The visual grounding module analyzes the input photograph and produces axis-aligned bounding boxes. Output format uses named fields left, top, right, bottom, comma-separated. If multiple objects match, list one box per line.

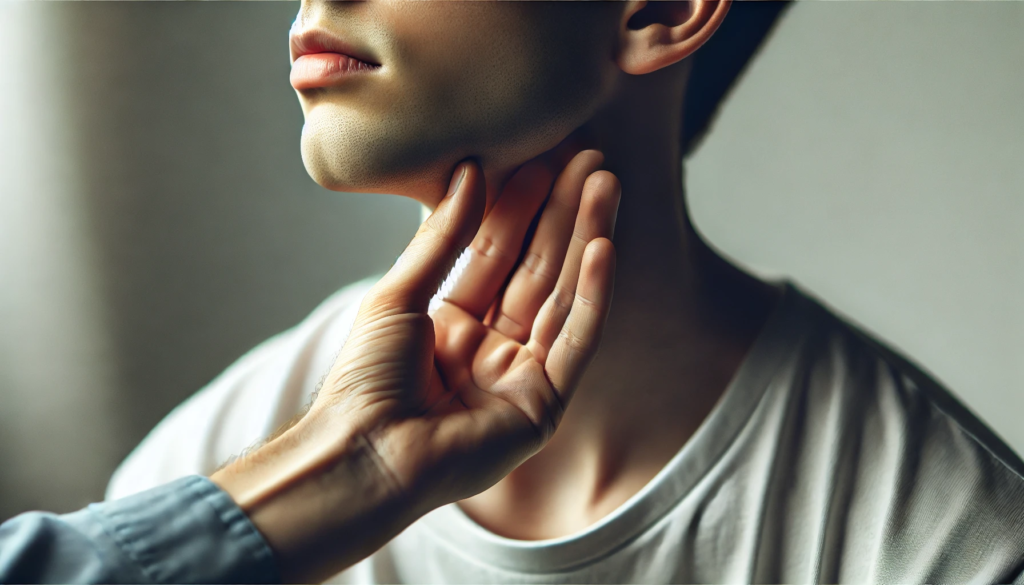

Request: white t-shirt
left=107, top=278, right=1024, bottom=583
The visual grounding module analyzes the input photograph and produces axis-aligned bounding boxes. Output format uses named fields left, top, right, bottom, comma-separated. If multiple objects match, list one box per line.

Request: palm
left=322, top=149, right=619, bottom=508
left=399, top=306, right=555, bottom=503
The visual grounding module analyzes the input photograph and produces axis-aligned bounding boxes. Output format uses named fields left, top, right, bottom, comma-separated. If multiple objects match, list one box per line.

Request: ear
left=616, top=0, right=732, bottom=75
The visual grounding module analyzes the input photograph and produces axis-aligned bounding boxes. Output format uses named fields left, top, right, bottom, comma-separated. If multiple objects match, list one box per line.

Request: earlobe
left=616, top=0, right=732, bottom=76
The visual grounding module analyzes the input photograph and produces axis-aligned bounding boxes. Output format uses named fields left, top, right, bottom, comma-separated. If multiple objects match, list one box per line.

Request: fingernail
left=446, top=163, right=468, bottom=199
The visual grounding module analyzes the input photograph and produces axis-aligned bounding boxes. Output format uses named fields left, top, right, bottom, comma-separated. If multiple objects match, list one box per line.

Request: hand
left=212, top=148, right=620, bottom=582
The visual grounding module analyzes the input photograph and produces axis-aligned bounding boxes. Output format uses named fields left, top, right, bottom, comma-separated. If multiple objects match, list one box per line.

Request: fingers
left=537, top=238, right=616, bottom=403
left=369, top=160, right=485, bottom=315
left=491, top=150, right=605, bottom=342
left=441, top=159, right=555, bottom=319
left=526, top=170, right=621, bottom=356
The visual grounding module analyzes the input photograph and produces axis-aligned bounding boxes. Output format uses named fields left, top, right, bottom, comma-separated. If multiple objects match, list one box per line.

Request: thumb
left=372, top=159, right=486, bottom=314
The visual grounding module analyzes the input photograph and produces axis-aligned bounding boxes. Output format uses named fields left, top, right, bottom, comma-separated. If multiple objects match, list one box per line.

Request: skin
left=295, top=2, right=622, bottom=202
left=212, top=0, right=782, bottom=580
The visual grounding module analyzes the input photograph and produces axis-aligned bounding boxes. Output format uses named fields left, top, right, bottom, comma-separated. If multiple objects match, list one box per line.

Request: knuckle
left=571, top=230, right=590, bottom=245
left=552, top=286, right=575, bottom=313
left=573, top=291, right=598, bottom=309
left=470, top=234, right=513, bottom=263
left=558, top=327, right=589, bottom=354
left=522, top=252, right=559, bottom=282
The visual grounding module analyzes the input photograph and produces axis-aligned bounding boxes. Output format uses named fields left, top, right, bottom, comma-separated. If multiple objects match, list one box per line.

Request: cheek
left=386, top=4, right=610, bottom=165
left=299, top=3, right=614, bottom=196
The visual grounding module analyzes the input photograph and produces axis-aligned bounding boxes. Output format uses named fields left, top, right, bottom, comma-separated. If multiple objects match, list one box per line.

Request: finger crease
left=471, top=236, right=515, bottom=263
left=522, top=252, right=559, bottom=281
left=558, top=328, right=589, bottom=353
left=573, top=293, right=598, bottom=309
left=497, top=308, right=527, bottom=333
left=546, top=386, right=566, bottom=437
left=552, top=287, right=575, bottom=312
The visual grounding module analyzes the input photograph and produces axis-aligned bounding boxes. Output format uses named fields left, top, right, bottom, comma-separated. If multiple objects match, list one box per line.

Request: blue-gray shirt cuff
left=0, top=475, right=280, bottom=583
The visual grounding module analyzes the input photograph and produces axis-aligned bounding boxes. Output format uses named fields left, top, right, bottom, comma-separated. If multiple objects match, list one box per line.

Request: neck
left=571, top=62, right=778, bottom=423
left=459, top=63, right=781, bottom=538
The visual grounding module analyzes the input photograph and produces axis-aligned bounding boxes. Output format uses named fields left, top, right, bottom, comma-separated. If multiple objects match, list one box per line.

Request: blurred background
left=0, top=2, right=1020, bottom=521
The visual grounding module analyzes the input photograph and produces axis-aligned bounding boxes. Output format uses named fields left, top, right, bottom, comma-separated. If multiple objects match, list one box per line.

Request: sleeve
left=0, top=476, right=278, bottom=584
left=106, top=277, right=376, bottom=500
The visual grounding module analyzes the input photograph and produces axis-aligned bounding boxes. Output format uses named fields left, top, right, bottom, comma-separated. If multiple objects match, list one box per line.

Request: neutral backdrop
left=1, top=2, right=1021, bottom=521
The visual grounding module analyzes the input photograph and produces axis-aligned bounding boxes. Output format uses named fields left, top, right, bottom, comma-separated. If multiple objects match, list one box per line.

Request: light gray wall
left=688, top=1, right=1023, bottom=456
left=0, top=2, right=1021, bottom=520
left=1, top=2, right=122, bottom=521
left=0, top=2, right=420, bottom=520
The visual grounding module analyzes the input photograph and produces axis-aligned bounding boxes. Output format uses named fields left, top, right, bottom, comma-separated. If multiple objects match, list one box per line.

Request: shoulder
left=790, top=284, right=1024, bottom=477
left=778, top=284, right=1024, bottom=581
left=106, top=276, right=380, bottom=499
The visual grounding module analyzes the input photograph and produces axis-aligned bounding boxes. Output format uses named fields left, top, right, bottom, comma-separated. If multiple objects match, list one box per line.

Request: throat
left=456, top=96, right=782, bottom=540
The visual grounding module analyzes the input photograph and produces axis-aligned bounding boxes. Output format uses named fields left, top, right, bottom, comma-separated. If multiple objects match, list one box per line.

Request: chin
left=297, top=101, right=584, bottom=206
left=300, top=132, right=387, bottom=194
left=299, top=114, right=455, bottom=204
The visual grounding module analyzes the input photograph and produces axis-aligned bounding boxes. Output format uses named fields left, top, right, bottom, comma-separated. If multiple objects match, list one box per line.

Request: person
left=3, top=1, right=1024, bottom=583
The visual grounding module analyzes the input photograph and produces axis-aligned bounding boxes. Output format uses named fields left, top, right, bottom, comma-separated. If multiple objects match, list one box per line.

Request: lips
left=290, top=29, right=379, bottom=90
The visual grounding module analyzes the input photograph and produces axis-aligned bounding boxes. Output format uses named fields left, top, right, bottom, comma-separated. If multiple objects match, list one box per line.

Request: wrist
left=211, top=417, right=414, bottom=583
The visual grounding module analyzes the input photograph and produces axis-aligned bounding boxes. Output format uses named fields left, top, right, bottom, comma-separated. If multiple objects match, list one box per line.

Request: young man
left=103, top=1, right=1024, bottom=583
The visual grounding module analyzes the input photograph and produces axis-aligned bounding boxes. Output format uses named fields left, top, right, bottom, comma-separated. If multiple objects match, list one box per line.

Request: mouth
left=289, top=28, right=380, bottom=90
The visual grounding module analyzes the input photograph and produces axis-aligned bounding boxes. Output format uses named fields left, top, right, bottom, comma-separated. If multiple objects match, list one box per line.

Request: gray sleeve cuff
left=67, top=475, right=280, bottom=583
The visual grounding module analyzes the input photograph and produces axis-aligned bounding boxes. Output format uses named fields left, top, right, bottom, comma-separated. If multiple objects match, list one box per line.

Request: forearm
left=210, top=416, right=415, bottom=584
left=0, top=422, right=410, bottom=584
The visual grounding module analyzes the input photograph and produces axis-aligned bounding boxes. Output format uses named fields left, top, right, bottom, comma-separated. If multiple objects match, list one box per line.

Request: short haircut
left=682, top=1, right=792, bottom=157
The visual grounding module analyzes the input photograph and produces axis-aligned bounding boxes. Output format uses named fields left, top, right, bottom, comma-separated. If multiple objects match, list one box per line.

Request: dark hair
left=682, top=1, right=792, bottom=157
